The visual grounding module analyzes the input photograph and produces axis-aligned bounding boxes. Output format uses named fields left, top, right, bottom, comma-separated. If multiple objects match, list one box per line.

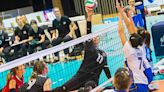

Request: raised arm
left=103, top=56, right=111, bottom=79
left=86, top=10, right=93, bottom=34
left=84, top=10, right=98, bottom=55
left=116, top=0, right=137, bottom=34
left=127, top=10, right=137, bottom=33
left=118, top=13, right=127, bottom=46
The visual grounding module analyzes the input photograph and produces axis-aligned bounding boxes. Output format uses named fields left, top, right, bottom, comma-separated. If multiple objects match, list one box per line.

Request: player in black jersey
left=0, top=23, right=13, bottom=62
left=18, top=61, right=51, bottom=92
left=52, top=10, right=111, bottom=92
left=14, top=16, right=31, bottom=58
left=28, top=20, right=50, bottom=54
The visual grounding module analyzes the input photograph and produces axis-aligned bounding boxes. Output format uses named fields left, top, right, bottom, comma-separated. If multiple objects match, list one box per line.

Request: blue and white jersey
left=123, top=41, right=151, bottom=85
left=143, top=44, right=152, bottom=62
left=140, top=43, right=153, bottom=68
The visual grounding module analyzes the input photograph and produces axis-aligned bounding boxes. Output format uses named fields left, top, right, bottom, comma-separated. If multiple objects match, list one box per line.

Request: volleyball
left=85, top=0, right=98, bottom=11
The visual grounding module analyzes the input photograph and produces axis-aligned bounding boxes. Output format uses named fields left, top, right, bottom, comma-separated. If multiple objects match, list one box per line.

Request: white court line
left=52, top=78, right=63, bottom=85
left=155, top=58, right=164, bottom=67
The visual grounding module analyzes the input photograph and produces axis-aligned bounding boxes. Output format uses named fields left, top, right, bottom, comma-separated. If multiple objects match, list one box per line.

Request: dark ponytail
left=130, top=33, right=143, bottom=48
left=144, top=31, right=151, bottom=48
left=137, top=27, right=151, bottom=48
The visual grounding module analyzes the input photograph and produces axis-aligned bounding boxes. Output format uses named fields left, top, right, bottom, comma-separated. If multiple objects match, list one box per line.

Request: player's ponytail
left=30, top=61, right=47, bottom=80
left=144, top=31, right=151, bottom=48
left=130, top=33, right=143, bottom=48
left=137, top=27, right=151, bottom=48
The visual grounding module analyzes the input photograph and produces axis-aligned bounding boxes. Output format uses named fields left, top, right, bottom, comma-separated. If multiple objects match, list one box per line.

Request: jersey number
left=138, top=57, right=142, bottom=70
left=96, top=53, right=104, bottom=64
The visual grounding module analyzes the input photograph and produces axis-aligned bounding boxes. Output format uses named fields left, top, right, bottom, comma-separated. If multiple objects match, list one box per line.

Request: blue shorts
left=130, top=84, right=149, bottom=92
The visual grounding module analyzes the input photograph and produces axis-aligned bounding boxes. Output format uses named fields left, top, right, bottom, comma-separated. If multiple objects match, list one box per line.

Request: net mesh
left=0, top=23, right=125, bottom=91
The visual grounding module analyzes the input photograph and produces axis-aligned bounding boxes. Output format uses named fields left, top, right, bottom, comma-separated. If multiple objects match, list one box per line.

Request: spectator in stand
left=51, top=7, right=77, bottom=61
left=14, top=16, right=31, bottom=58
left=0, top=23, right=14, bottom=62
left=28, top=20, right=49, bottom=54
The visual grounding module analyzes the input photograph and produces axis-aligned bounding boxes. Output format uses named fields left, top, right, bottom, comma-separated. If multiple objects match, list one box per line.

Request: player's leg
left=53, top=73, right=88, bottom=92
left=63, top=35, right=73, bottom=59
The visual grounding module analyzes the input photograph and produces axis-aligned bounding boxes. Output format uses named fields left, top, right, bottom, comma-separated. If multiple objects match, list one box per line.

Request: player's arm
left=39, top=35, right=45, bottom=43
left=28, top=29, right=34, bottom=41
left=86, top=10, right=93, bottom=34
left=103, top=56, right=111, bottom=79
left=128, top=10, right=137, bottom=33
left=14, top=29, right=20, bottom=43
left=118, top=13, right=126, bottom=46
left=43, top=78, right=52, bottom=91
left=70, top=22, right=78, bottom=30
left=15, top=35, right=20, bottom=43
left=51, top=21, right=58, bottom=40
left=142, top=56, right=153, bottom=84
left=39, top=29, right=46, bottom=43
left=116, top=0, right=136, bottom=34
left=2, top=32, right=9, bottom=49
left=0, top=47, right=4, bottom=53
left=51, top=29, right=58, bottom=40
left=9, top=79, right=16, bottom=92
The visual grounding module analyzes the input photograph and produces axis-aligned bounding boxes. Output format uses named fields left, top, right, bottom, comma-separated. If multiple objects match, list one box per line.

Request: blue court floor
left=0, top=52, right=163, bottom=89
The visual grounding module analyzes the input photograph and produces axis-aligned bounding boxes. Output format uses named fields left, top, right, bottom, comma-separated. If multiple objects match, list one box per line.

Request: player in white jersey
left=116, top=1, right=151, bottom=91
left=116, top=0, right=153, bottom=86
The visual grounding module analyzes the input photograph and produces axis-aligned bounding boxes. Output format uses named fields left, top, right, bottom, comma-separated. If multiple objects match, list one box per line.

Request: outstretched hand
left=86, top=10, right=94, bottom=21
left=128, top=9, right=133, bottom=18
left=116, top=0, right=124, bottom=13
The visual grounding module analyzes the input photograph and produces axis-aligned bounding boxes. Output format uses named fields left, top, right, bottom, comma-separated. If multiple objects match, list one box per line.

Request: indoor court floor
left=0, top=18, right=164, bottom=90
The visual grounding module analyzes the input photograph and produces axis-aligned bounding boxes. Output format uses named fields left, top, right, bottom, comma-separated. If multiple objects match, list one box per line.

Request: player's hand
left=22, top=40, right=27, bottom=43
left=87, top=10, right=94, bottom=21
left=128, top=9, right=133, bottom=18
left=116, top=0, right=124, bottom=13
left=87, top=10, right=94, bottom=17
left=0, top=47, right=4, bottom=53
left=116, top=0, right=120, bottom=8
left=14, top=40, right=19, bottom=44
left=52, top=37, right=57, bottom=40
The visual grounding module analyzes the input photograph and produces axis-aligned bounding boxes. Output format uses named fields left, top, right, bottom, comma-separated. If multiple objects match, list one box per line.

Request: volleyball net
left=0, top=22, right=162, bottom=91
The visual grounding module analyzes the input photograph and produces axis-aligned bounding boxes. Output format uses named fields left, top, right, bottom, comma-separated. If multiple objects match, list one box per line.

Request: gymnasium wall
left=73, top=0, right=128, bottom=15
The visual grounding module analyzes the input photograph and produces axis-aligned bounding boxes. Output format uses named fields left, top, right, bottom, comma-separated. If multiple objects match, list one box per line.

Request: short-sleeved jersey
left=2, top=75, right=24, bottom=92
left=52, top=16, right=72, bottom=38
left=15, top=25, right=30, bottom=41
left=77, top=21, right=111, bottom=81
left=123, top=41, right=150, bottom=85
left=29, top=27, right=45, bottom=41
left=0, top=30, right=9, bottom=48
left=18, top=75, right=48, bottom=92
